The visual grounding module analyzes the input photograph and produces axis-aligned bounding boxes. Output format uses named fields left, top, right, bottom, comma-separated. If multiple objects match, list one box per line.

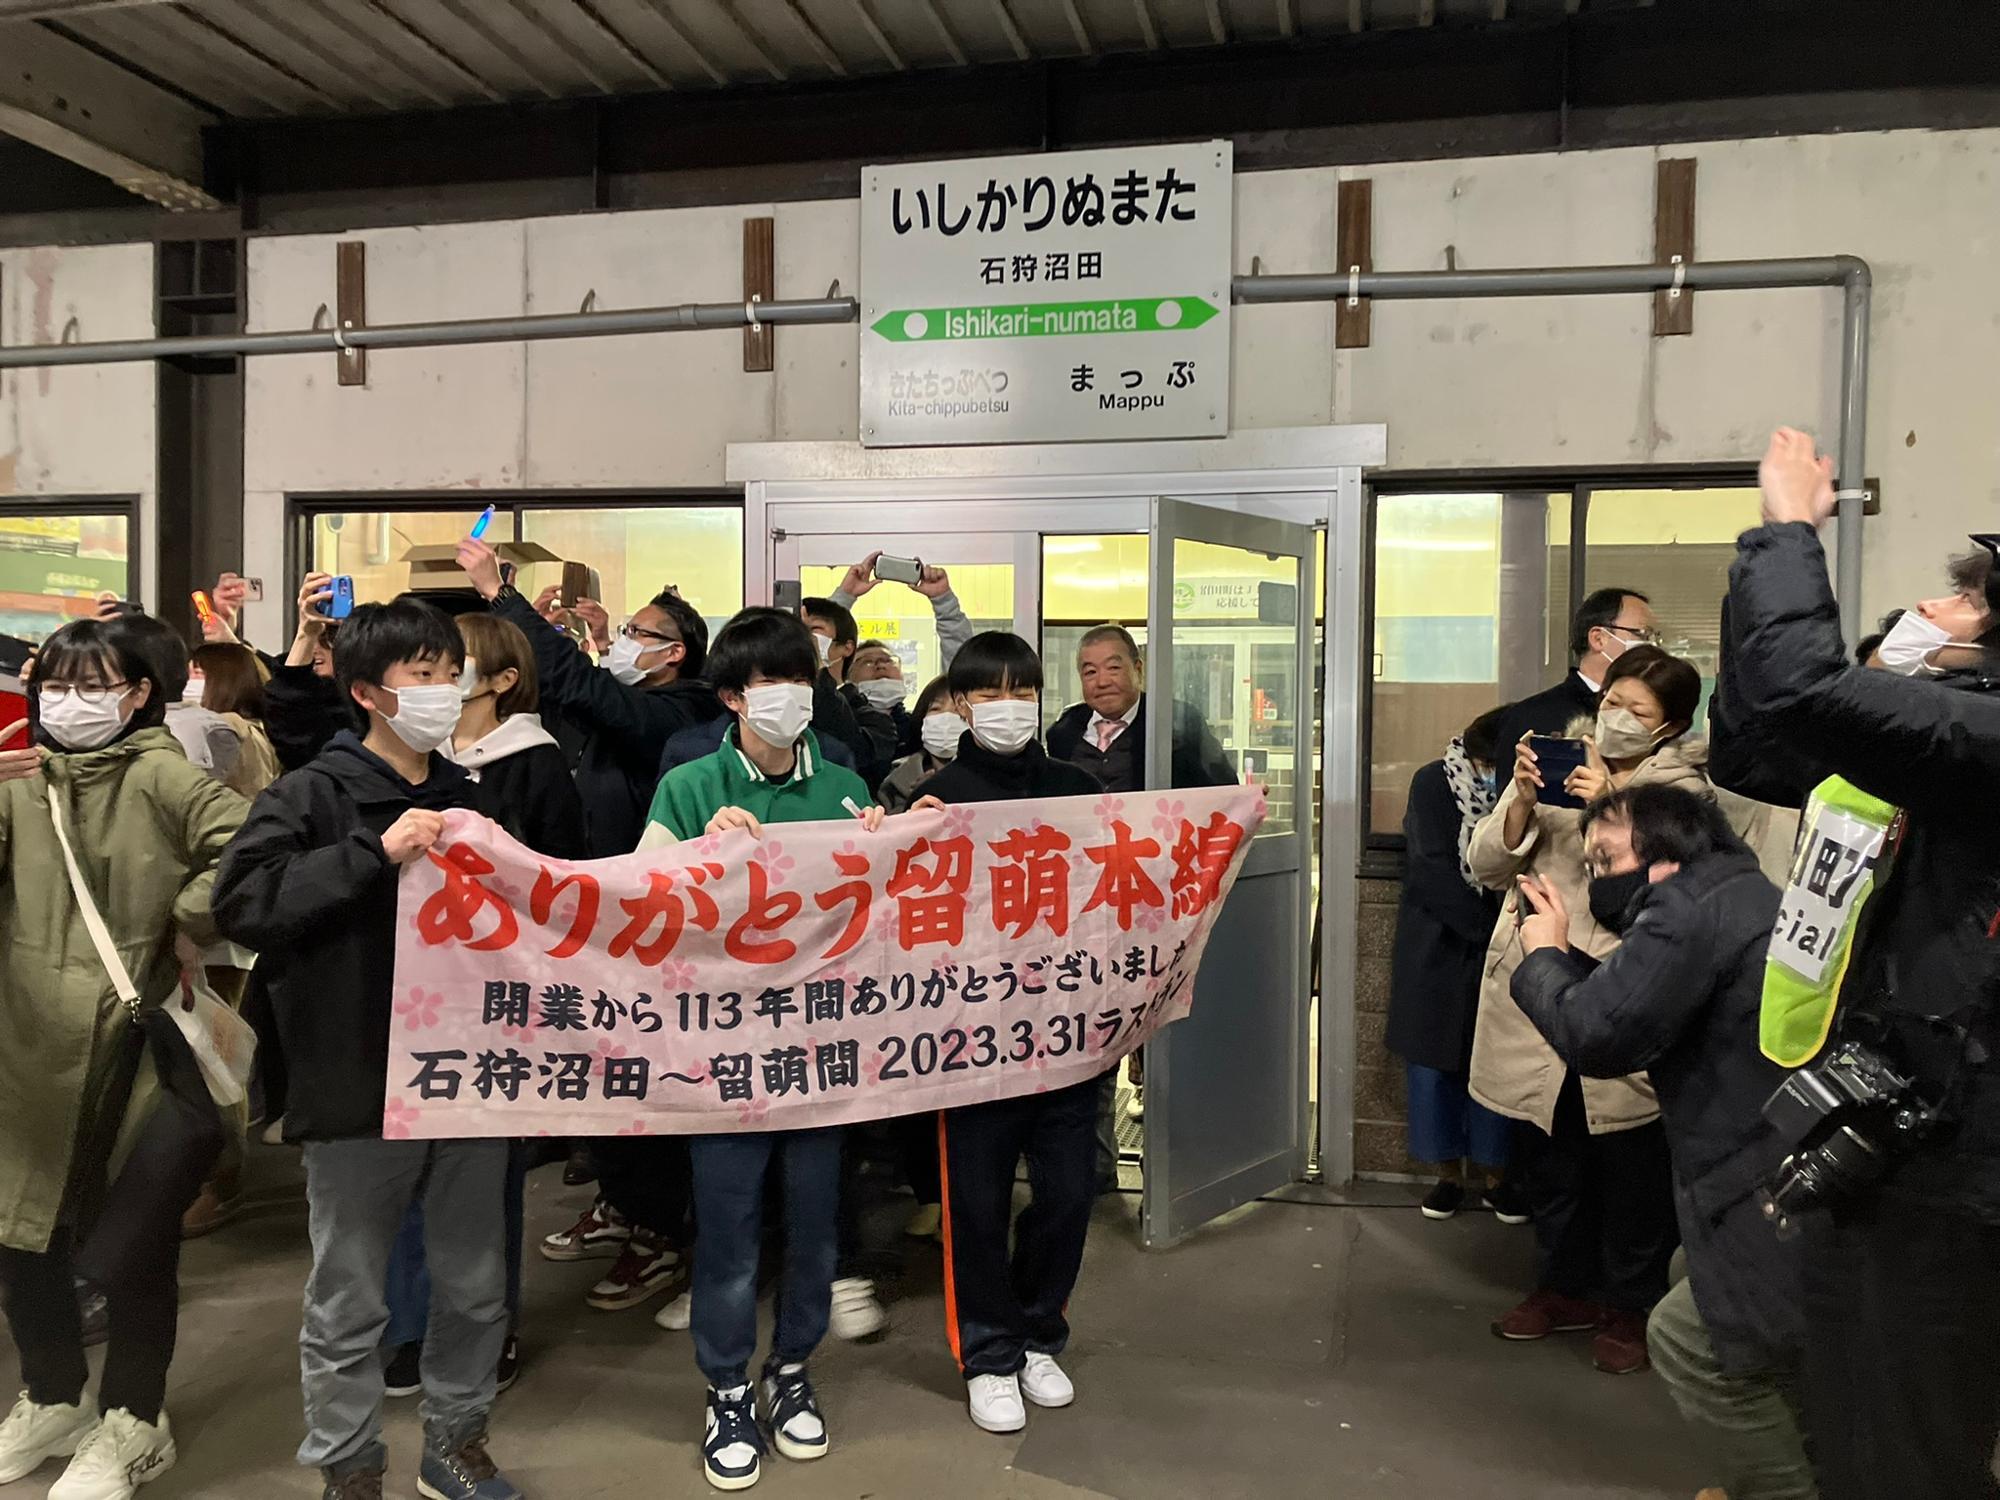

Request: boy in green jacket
left=640, top=607, right=881, bottom=1494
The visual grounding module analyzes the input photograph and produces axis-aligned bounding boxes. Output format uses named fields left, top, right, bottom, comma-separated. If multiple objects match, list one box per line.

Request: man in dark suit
left=1493, top=587, right=1659, bottom=752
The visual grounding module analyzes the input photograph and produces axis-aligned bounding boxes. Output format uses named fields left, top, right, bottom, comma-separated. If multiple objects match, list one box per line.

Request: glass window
left=307, top=503, right=744, bottom=640
left=0, top=510, right=133, bottom=643
left=1583, top=485, right=1762, bottom=727
left=797, top=559, right=1013, bottom=698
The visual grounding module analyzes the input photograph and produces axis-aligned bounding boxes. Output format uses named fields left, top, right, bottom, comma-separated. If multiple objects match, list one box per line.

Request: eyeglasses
left=1608, top=626, right=1664, bottom=647
left=620, top=623, right=681, bottom=648
left=41, top=680, right=131, bottom=705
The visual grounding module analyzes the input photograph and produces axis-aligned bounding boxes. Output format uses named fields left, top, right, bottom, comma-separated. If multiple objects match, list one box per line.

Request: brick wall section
left=1351, top=875, right=1431, bottom=1176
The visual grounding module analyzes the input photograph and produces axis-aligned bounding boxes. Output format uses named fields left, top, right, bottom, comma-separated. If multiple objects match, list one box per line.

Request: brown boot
left=180, top=1170, right=243, bottom=1239
left=320, top=1468, right=383, bottom=1500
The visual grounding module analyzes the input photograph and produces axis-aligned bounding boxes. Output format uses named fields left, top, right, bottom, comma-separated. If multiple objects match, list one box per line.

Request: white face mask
left=603, top=634, right=667, bottom=687
left=921, top=710, right=968, bottom=761
left=741, top=682, right=814, bottom=749
left=1594, top=704, right=1664, bottom=761
left=39, top=686, right=132, bottom=752
left=970, top=699, right=1039, bottom=755
left=378, top=683, right=462, bottom=755
left=812, top=632, right=833, bottom=666
left=457, top=657, right=481, bottom=700
left=857, top=677, right=907, bottom=710
left=182, top=674, right=206, bottom=707
left=1874, top=610, right=1955, bottom=676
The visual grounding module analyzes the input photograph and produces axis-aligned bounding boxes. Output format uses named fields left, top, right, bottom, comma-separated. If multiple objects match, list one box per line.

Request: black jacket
left=212, top=733, right=478, bottom=1141
left=1492, top=671, right=1600, bottom=758
left=464, top=739, right=589, bottom=861
left=915, top=734, right=1101, bottom=805
left=492, top=588, right=715, bottom=857
left=1385, top=759, right=1500, bottom=1073
left=1045, top=694, right=1235, bottom=791
left=264, top=663, right=351, bottom=773
left=837, top=678, right=901, bottom=792
left=1724, top=522, right=2000, bottom=1220
left=1512, top=847, right=1801, bottom=1371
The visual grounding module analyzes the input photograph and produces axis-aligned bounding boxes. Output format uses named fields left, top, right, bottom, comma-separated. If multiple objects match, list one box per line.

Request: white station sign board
left=860, top=141, right=1233, bottom=447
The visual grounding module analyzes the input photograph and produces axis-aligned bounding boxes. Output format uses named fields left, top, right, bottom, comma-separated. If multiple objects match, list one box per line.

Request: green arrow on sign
left=870, top=295, right=1220, bottom=343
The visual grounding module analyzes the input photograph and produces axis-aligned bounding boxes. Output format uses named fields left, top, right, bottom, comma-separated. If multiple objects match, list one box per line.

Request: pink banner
left=385, top=785, right=1265, bottom=1138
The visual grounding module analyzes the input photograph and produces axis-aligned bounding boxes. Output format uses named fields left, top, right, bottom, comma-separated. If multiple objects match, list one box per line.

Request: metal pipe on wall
left=0, top=256, right=1872, bottom=632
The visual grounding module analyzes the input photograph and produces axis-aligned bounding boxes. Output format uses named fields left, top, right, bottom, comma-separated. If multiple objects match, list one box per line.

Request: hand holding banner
left=386, top=785, right=1264, bottom=1138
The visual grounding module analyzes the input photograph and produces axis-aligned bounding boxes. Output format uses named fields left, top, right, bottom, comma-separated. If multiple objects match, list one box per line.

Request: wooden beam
left=336, top=240, right=367, bottom=387
left=0, top=23, right=219, bottom=209
left=1652, top=156, right=1696, bottom=337
left=1335, top=178, right=1372, bottom=349
left=743, top=217, right=775, bottom=374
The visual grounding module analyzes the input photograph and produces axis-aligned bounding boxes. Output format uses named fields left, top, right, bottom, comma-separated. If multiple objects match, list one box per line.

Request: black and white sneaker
left=703, top=1385, right=765, bottom=1491
left=1420, top=1180, right=1465, bottom=1220
left=1483, top=1181, right=1532, bottom=1226
left=760, top=1362, right=828, bottom=1462
left=495, top=1334, right=520, bottom=1394
left=383, top=1342, right=422, bottom=1398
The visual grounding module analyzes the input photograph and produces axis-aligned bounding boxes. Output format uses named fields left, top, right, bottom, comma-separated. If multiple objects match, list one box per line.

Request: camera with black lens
left=1758, top=1041, right=1941, bottom=1236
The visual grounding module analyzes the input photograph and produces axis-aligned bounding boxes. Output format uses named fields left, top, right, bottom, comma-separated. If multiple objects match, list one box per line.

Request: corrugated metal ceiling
left=0, top=0, right=1635, bottom=118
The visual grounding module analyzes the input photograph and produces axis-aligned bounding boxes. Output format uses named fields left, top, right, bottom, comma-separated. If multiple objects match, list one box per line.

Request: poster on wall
left=860, top=141, right=1233, bottom=448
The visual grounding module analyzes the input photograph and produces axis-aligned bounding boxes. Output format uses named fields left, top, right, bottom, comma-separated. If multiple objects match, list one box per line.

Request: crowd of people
left=2, top=424, right=1996, bottom=1500
left=0, top=543, right=1232, bottom=1500
left=1387, top=428, right=2000, bottom=1500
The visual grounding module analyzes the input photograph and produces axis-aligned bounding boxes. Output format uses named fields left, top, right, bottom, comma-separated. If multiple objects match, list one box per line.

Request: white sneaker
left=49, top=1409, right=174, bottom=1500
left=966, top=1373, right=1026, bottom=1434
left=1125, top=1086, right=1145, bottom=1121
left=827, top=1277, right=886, bottom=1341
left=654, top=1290, right=692, bottom=1331
left=260, top=1116, right=286, bottom=1146
left=1020, top=1352, right=1075, bottom=1408
left=0, top=1391, right=99, bottom=1484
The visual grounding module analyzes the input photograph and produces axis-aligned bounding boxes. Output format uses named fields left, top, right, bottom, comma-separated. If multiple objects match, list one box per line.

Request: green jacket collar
left=723, top=725, right=821, bottom=787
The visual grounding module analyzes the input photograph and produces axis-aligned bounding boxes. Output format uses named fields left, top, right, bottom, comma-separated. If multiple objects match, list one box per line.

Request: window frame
left=1360, top=463, right=1754, bottom=877
left=0, top=494, right=145, bottom=638
left=283, top=490, right=742, bottom=637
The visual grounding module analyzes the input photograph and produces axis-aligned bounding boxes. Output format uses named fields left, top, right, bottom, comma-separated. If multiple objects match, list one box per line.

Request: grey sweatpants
left=1647, top=1277, right=1817, bottom=1500
left=298, top=1138, right=509, bottom=1477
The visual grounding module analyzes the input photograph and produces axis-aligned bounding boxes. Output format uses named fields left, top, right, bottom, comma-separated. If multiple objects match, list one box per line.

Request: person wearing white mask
left=875, top=675, right=965, bottom=815
left=902, top=633, right=1104, bottom=1439
left=1490, top=588, right=1660, bottom=759
left=0, top=613, right=244, bottom=1500
left=1468, top=644, right=1759, bottom=1378
left=212, top=598, right=529, bottom=1500
left=636, top=607, right=886, bottom=1494
left=460, top=536, right=714, bottom=860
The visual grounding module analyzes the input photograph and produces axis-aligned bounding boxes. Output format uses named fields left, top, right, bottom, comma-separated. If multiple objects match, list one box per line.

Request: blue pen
left=470, top=504, right=495, bottom=540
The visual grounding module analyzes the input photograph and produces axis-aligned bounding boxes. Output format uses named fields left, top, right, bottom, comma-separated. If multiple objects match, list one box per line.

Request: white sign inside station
left=860, top=141, right=1233, bottom=447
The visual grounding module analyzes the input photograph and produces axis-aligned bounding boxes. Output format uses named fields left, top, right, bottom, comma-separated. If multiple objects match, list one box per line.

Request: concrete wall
left=0, top=242, right=156, bottom=599
left=236, top=126, right=2000, bottom=642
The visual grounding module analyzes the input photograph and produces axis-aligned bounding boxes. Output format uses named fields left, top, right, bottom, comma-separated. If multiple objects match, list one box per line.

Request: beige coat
left=1466, top=733, right=1749, bottom=1137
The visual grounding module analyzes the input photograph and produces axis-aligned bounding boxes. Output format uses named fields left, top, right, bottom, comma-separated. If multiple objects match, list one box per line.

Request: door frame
left=730, top=425, right=1385, bottom=1192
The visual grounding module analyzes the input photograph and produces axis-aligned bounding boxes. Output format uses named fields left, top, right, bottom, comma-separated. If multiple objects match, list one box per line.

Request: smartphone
left=875, top=553, right=923, bottom=586
left=470, top=504, right=496, bottom=541
left=561, top=560, right=590, bottom=609
left=1525, top=734, right=1590, bottom=811
left=243, top=577, right=265, bottom=603
left=191, top=590, right=215, bottom=624
left=326, top=575, right=356, bottom=620
left=773, top=579, right=803, bottom=612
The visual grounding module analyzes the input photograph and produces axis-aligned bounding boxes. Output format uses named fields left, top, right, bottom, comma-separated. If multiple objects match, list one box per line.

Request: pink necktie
left=1096, top=719, right=1124, bottom=751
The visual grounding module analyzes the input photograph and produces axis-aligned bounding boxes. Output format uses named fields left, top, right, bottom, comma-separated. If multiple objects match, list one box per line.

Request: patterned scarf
left=1442, top=735, right=1496, bottom=893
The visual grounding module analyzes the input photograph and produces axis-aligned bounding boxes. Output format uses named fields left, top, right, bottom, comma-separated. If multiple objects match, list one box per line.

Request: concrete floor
left=2, top=1147, right=1711, bottom=1500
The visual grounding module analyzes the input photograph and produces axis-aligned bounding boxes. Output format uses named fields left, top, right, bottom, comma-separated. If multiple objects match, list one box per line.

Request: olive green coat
left=0, top=727, right=247, bottom=1252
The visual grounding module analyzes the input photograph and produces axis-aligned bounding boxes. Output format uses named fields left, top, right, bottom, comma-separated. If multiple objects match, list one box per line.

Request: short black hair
left=800, top=596, right=858, bottom=648
left=1600, top=643, right=1702, bottom=732
left=651, top=588, right=710, bottom=679
left=708, top=606, right=819, bottom=694
left=334, top=596, right=465, bottom=713
left=948, top=631, right=1044, bottom=696
left=1583, top=783, right=1742, bottom=867
left=1461, top=706, right=1506, bottom=766
left=1078, top=623, right=1141, bottom=662
left=911, top=673, right=953, bottom=723
left=36, top=613, right=181, bottom=734
left=1570, top=587, right=1650, bottom=662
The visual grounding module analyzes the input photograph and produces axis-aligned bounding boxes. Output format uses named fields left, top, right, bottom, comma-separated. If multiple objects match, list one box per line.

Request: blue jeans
left=1405, top=1063, right=1514, bottom=1169
left=687, top=1128, right=842, bottom=1389
left=384, top=1142, right=528, bottom=1349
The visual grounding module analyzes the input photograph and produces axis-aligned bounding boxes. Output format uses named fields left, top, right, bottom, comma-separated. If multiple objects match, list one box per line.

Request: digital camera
left=1758, top=1041, right=1940, bottom=1235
